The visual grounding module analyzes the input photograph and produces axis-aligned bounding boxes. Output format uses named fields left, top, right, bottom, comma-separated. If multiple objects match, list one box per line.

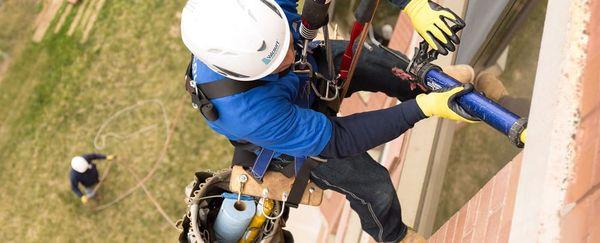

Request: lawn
left=0, top=0, right=232, bottom=241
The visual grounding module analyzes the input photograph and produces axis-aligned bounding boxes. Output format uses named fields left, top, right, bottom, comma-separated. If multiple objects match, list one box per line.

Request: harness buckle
left=292, top=60, right=314, bottom=78
left=311, top=73, right=339, bottom=101
left=189, top=80, right=200, bottom=110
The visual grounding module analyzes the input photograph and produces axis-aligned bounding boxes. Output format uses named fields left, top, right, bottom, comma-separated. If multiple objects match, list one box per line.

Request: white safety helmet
left=180, top=0, right=291, bottom=81
left=71, top=156, right=90, bottom=173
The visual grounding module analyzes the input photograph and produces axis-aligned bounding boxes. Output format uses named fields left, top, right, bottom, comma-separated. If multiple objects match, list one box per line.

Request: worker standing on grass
left=69, top=153, right=115, bottom=204
left=181, top=0, right=471, bottom=242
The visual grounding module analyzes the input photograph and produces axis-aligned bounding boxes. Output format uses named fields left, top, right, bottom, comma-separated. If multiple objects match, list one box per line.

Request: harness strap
left=184, top=55, right=320, bottom=198
left=287, top=157, right=319, bottom=206
left=250, top=148, right=275, bottom=181
left=231, top=146, right=258, bottom=168
left=184, top=56, right=267, bottom=121
left=196, top=79, right=268, bottom=99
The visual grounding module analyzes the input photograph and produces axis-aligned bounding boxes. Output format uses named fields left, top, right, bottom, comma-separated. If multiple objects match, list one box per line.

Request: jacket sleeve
left=81, top=153, right=106, bottom=162
left=70, top=172, right=83, bottom=198
left=224, top=96, right=424, bottom=158
left=319, top=99, right=426, bottom=158
left=388, top=0, right=411, bottom=9
left=275, top=0, right=299, bottom=14
left=230, top=99, right=333, bottom=157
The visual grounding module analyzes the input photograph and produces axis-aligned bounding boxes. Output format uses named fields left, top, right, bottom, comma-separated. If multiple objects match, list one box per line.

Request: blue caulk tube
left=417, top=64, right=527, bottom=147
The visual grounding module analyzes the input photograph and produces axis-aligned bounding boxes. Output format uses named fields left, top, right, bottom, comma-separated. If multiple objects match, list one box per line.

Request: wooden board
left=229, top=166, right=323, bottom=206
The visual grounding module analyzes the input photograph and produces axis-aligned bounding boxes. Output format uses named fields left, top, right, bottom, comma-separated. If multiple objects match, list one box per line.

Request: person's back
left=69, top=153, right=113, bottom=204
left=69, top=163, right=99, bottom=189
left=180, top=0, right=471, bottom=241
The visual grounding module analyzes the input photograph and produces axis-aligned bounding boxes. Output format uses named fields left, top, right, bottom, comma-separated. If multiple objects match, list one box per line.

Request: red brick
left=590, top=193, right=600, bottom=242
left=472, top=182, right=494, bottom=243
left=462, top=196, right=479, bottom=243
left=439, top=223, right=448, bottom=243
left=430, top=155, right=522, bottom=243
left=559, top=199, right=590, bottom=243
left=388, top=13, right=414, bottom=53
left=496, top=207, right=513, bottom=243
left=319, top=191, right=345, bottom=233
left=589, top=192, right=600, bottom=233
left=567, top=134, right=595, bottom=203
left=594, top=151, right=600, bottom=186
left=490, top=163, right=512, bottom=211
left=569, top=0, right=600, bottom=203
left=483, top=209, right=502, bottom=243
left=453, top=206, right=467, bottom=243
left=464, top=193, right=481, bottom=230
left=428, top=231, right=438, bottom=243
left=590, top=223, right=600, bottom=243
left=444, top=215, right=458, bottom=243
left=462, top=231, right=473, bottom=243
left=496, top=156, right=522, bottom=243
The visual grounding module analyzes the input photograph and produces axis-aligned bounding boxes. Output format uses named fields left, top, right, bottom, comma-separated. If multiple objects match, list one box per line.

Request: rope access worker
left=180, top=0, right=471, bottom=241
left=69, top=153, right=115, bottom=204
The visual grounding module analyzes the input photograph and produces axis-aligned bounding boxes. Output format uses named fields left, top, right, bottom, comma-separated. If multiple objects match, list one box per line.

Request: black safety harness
left=182, top=0, right=381, bottom=207
left=183, top=56, right=320, bottom=207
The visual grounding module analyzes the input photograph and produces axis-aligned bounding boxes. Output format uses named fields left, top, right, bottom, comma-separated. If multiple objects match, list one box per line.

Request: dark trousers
left=309, top=40, right=422, bottom=242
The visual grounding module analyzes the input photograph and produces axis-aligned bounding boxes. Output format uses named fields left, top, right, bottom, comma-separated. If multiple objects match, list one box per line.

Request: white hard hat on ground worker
left=71, top=156, right=90, bottom=173
left=180, top=0, right=291, bottom=81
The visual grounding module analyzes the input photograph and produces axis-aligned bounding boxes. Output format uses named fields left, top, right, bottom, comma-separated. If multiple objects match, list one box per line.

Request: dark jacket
left=69, top=153, right=106, bottom=197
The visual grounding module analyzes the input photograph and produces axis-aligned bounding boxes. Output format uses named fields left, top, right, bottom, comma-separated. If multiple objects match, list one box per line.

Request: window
left=435, top=0, right=549, bottom=230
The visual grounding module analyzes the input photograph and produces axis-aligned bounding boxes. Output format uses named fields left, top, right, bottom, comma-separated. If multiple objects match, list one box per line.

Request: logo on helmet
left=261, top=41, right=280, bottom=65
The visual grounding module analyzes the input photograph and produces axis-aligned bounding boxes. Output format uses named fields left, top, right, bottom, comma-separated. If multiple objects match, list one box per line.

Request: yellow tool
left=239, top=198, right=274, bottom=243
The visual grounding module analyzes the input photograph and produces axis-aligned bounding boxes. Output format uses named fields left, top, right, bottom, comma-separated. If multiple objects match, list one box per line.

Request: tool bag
left=184, top=56, right=324, bottom=207
left=178, top=169, right=292, bottom=243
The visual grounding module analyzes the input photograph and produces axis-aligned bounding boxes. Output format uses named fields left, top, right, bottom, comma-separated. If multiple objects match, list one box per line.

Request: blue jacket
left=192, top=0, right=424, bottom=159
left=193, top=0, right=331, bottom=157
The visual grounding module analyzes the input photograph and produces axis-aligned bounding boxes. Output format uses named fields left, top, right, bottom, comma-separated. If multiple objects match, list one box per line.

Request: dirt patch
left=53, top=3, right=73, bottom=33
left=67, top=0, right=89, bottom=35
left=64, top=0, right=106, bottom=43
left=81, top=0, right=106, bottom=43
left=33, top=0, right=64, bottom=42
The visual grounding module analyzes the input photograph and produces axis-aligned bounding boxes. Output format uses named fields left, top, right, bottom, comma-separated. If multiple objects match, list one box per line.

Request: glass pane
left=434, top=0, right=548, bottom=230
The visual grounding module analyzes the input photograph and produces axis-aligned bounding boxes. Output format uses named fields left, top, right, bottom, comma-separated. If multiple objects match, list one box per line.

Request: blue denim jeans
left=311, top=153, right=407, bottom=242
left=309, top=41, right=419, bottom=242
left=83, top=185, right=96, bottom=198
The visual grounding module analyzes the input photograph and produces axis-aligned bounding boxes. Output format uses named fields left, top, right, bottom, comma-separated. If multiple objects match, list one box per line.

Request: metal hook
left=262, top=192, right=287, bottom=220
left=237, top=174, right=248, bottom=203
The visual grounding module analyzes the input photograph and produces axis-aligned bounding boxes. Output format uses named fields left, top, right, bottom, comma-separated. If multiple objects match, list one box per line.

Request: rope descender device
left=294, top=0, right=340, bottom=102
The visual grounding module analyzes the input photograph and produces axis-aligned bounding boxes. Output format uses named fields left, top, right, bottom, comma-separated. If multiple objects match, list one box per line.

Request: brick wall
left=388, top=13, right=414, bottom=54
left=560, top=0, right=600, bottom=242
left=427, top=154, right=522, bottom=243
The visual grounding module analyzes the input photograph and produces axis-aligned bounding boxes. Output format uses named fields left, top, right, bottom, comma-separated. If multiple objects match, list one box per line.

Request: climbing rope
left=90, top=159, right=115, bottom=196
left=90, top=98, right=186, bottom=231
left=122, top=160, right=179, bottom=230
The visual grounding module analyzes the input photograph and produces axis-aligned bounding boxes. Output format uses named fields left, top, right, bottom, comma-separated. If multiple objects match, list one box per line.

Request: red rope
left=338, top=22, right=364, bottom=80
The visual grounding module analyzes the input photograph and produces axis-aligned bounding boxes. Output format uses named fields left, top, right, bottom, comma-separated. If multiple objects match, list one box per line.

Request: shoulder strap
left=184, top=55, right=268, bottom=121
left=184, top=55, right=267, bottom=99
left=198, top=79, right=267, bottom=99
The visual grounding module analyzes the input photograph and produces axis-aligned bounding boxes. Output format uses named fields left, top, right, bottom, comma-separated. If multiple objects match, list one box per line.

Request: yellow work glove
left=403, top=0, right=465, bottom=55
left=416, top=85, right=479, bottom=123
left=81, top=195, right=89, bottom=204
left=106, top=155, right=116, bottom=160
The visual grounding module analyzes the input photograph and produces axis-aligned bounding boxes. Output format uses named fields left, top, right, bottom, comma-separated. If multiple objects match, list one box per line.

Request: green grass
left=0, top=1, right=231, bottom=241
